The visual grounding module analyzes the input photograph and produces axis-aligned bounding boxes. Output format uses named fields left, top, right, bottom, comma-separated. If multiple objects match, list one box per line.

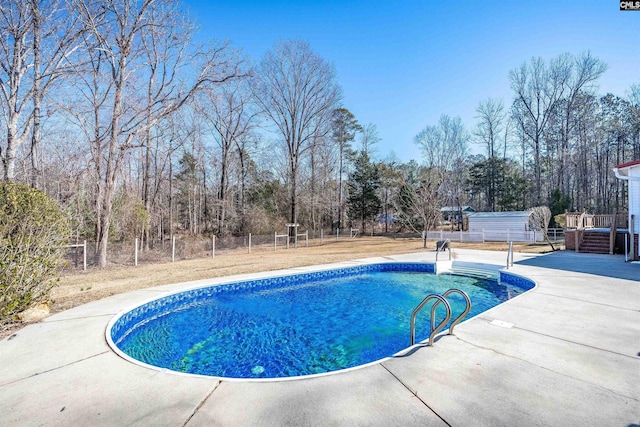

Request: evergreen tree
left=346, top=151, right=381, bottom=232
left=467, top=157, right=528, bottom=211
left=549, top=188, right=571, bottom=220
left=331, top=108, right=361, bottom=229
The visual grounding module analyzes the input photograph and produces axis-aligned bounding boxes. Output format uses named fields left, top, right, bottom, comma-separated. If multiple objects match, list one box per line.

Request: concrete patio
left=1, top=249, right=638, bottom=426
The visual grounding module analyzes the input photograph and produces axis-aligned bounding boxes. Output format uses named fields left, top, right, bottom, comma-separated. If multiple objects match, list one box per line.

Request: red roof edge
left=615, top=159, right=640, bottom=169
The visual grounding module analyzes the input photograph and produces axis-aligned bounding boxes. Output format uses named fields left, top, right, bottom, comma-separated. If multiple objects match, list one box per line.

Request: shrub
left=0, top=182, right=69, bottom=321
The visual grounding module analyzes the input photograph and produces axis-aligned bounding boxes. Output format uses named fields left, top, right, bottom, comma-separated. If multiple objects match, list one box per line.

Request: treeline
left=1, top=0, right=638, bottom=267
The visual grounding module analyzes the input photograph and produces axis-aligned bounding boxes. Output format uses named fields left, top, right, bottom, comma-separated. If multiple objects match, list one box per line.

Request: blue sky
left=184, top=1, right=639, bottom=162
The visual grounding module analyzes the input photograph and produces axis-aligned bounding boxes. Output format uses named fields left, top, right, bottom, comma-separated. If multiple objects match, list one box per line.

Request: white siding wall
left=468, top=217, right=530, bottom=232
left=467, top=213, right=539, bottom=242
left=630, top=167, right=640, bottom=234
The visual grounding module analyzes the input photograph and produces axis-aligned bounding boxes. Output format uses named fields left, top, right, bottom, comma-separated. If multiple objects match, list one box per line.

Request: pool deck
left=1, top=249, right=639, bottom=426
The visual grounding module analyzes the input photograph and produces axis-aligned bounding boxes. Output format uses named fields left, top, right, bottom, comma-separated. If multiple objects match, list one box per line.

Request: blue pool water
left=109, top=263, right=533, bottom=379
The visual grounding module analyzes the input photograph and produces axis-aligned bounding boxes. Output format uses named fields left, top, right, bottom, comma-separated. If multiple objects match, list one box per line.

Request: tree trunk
left=534, top=135, right=542, bottom=204
left=310, top=142, right=317, bottom=232
left=338, top=142, right=343, bottom=230
left=3, top=97, right=28, bottom=181
left=290, top=157, right=297, bottom=242
left=169, top=153, right=173, bottom=238
left=30, top=0, right=41, bottom=188
left=218, top=146, right=228, bottom=235
left=143, top=113, right=152, bottom=250
left=95, top=49, right=126, bottom=267
left=238, top=147, right=247, bottom=234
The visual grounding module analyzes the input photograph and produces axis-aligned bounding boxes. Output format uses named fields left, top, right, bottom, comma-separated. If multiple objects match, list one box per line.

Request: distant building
left=377, top=214, right=396, bottom=225
left=613, top=160, right=640, bottom=259
left=466, top=211, right=541, bottom=242
left=440, top=206, right=475, bottom=222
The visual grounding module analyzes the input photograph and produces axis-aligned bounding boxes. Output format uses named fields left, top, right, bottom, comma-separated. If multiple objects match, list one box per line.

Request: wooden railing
left=565, top=213, right=578, bottom=229
left=565, top=211, right=628, bottom=254
left=565, top=212, right=628, bottom=230
left=566, top=213, right=588, bottom=229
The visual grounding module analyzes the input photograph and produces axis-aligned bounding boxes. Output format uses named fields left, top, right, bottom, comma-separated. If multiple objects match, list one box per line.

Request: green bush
left=0, top=182, right=69, bottom=321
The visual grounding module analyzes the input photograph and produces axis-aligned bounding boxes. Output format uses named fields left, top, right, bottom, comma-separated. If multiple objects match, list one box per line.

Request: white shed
left=467, top=211, right=541, bottom=242
left=613, top=160, right=640, bottom=259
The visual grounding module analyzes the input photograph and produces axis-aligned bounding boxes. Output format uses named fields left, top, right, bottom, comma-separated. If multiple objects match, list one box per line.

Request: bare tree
left=557, top=52, right=607, bottom=196
left=359, top=122, right=380, bottom=157
left=0, top=0, right=35, bottom=181
left=529, top=205, right=555, bottom=250
left=414, top=115, right=469, bottom=217
left=510, top=56, right=569, bottom=204
left=305, top=127, right=323, bottom=233
left=627, top=84, right=640, bottom=159
left=201, top=75, right=257, bottom=235
left=474, top=97, right=505, bottom=159
left=394, top=166, right=442, bottom=234
left=68, top=0, right=242, bottom=267
left=414, top=115, right=468, bottom=173
left=0, top=0, right=79, bottom=182
left=254, top=39, right=340, bottom=237
left=474, top=98, right=505, bottom=211
left=136, top=2, right=243, bottom=246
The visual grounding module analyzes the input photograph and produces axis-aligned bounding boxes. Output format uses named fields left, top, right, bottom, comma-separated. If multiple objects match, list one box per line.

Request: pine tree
left=347, top=151, right=382, bottom=232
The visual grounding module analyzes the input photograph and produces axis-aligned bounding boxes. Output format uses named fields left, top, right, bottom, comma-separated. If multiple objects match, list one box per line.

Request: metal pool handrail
left=435, top=239, right=451, bottom=262
left=506, top=241, right=514, bottom=269
left=431, top=289, right=471, bottom=336
left=410, top=294, right=451, bottom=346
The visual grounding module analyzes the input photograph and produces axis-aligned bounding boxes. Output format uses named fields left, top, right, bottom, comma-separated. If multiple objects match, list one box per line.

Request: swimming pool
left=107, top=263, right=534, bottom=379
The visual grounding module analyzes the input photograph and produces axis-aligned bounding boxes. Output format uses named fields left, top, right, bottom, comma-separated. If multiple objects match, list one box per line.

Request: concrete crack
left=43, top=313, right=115, bottom=323
left=0, top=351, right=110, bottom=388
left=380, top=364, right=451, bottom=427
left=182, top=380, right=221, bottom=426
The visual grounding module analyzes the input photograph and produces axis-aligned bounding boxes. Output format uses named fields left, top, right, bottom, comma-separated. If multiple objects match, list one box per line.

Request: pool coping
left=1, top=249, right=638, bottom=426
left=105, top=261, right=537, bottom=383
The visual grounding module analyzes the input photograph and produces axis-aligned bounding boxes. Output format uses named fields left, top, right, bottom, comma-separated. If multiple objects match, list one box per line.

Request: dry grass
left=51, top=237, right=555, bottom=312
left=2, top=237, right=558, bottom=339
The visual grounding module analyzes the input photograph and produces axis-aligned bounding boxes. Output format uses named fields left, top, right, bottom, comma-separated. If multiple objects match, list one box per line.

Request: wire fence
left=62, top=227, right=565, bottom=271
left=63, top=228, right=358, bottom=270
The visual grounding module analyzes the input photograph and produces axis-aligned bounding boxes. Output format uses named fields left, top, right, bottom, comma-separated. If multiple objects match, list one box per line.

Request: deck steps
left=579, top=232, right=610, bottom=254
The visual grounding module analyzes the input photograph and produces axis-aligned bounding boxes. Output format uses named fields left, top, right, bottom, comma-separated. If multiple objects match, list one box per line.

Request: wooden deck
left=564, top=212, right=628, bottom=255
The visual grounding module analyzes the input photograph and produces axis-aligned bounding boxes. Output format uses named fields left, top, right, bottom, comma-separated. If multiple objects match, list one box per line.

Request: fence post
left=134, top=238, right=138, bottom=266
left=460, top=228, right=462, bottom=242
left=212, top=235, right=215, bottom=258
left=440, top=230, right=443, bottom=240
left=249, top=233, right=252, bottom=253
left=274, top=232, right=277, bottom=251
left=336, top=228, right=339, bottom=242
left=82, top=240, right=87, bottom=271
left=321, top=229, right=323, bottom=244
left=172, top=236, right=176, bottom=262
left=83, top=240, right=87, bottom=271
left=306, top=230, right=309, bottom=247
left=482, top=228, right=485, bottom=243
